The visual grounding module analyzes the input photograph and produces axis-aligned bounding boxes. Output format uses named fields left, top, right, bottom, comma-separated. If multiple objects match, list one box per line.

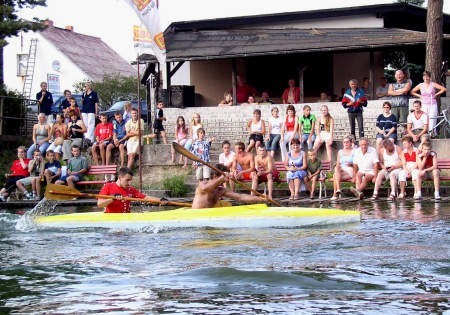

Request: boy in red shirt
left=98, top=167, right=165, bottom=213
left=92, top=113, right=113, bottom=165
left=0, top=146, right=30, bottom=202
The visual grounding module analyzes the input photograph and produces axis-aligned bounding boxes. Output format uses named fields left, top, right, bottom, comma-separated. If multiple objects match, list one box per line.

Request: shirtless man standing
left=252, top=145, right=278, bottom=200
left=192, top=164, right=266, bottom=209
left=231, top=142, right=255, bottom=189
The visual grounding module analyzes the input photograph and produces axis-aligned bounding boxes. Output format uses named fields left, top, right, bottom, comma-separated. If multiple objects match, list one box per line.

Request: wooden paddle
left=172, top=142, right=282, bottom=207
left=44, top=184, right=192, bottom=207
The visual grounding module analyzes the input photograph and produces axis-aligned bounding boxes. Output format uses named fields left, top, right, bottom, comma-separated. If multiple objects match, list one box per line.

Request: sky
left=19, top=0, right=450, bottom=62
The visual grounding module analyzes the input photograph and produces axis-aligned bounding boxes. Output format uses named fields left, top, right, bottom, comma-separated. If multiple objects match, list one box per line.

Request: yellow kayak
left=35, top=204, right=360, bottom=229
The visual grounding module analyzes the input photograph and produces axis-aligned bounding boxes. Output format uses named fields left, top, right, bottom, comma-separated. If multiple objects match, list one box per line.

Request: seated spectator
left=241, top=95, right=258, bottom=106
left=63, top=97, right=80, bottom=123
left=16, top=149, right=45, bottom=200
left=330, top=136, right=355, bottom=201
left=125, top=108, right=144, bottom=169
left=190, top=128, right=213, bottom=182
left=317, top=92, right=330, bottom=102
left=351, top=137, right=379, bottom=199
left=44, top=150, right=62, bottom=185
left=218, top=92, right=233, bottom=106
left=370, top=139, right=404, bottom=200
left=0, top=146, right=30, bottom=202
left=399, top=135, right=418, bottom=199
left=412, top=141, right=440, bottom=200
left=313, top=104, right=334, bottom=161
left=107, top=111, right=128, bottom=167
left=280, top=104, right=299, bottom=162
left=284, top=138, right=307, bottom=200
left=252, top=145, right=277, bottom=200
left=265, top=106, right=283, bottom=158
left=171, top=115, right=189, bottom=166
left=298, top=105, right=316, bottom=151
left=375, top=76, right=389, bottom=99
left=406, top=100, right=428, bottom=145
left=61, top=89, right=72, bottom=113
left=235, top=75, right=257, bottom=104
left=231, top=142, right=255, bottom=182
left=63, top=111, right=87, bottom=161
left=246, top=109, right=266, bottom=152
left=282, top=79, right=300, bottom=104
left=375, top=101, right=397, bottom=152
left=259, top=91, right=273, bottom=104
left=55, top=145, right=88, bottom=189
left=342, top=79, right=368, bottom=141
left=47, top=113, right=68, bottom=160
left=417, top=133, right=431, bottom=152
left=361, top=77, right=372, bottom=99
left=219, top=140, right=235, bottom=190
left=304, top=150, right=321, bottom=199
left=27, top=113, right=51, bottom=159
left=92, top=113, right=114, bottom=165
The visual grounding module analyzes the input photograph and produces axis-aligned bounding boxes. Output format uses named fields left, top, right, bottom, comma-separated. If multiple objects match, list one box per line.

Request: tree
left=73, top=74, right=143, bottom=110
left=425, top=0, right=444, bottom=84
left=0, top=0, right=47, bottom=86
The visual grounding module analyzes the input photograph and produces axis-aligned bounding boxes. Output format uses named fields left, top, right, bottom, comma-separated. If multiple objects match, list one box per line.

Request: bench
left=76, top=165, right=118, bottom=186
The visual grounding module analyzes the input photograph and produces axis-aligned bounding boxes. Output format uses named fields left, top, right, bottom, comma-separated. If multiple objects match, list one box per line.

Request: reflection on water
left=0, top=200, right=449, bottom=314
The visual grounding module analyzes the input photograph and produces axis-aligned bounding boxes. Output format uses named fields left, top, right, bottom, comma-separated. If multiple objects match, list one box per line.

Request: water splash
left=15, top=197, right=59, bottom=232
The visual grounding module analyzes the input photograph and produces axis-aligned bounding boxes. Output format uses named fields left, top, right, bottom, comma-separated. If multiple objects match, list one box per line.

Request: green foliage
left=73, top=74, right=143, bottom=110
left=162, top=175, right=189, bottom=197
left=383, top=50, right=424, bottom=85
left=0, top=0, right=47, bottom=47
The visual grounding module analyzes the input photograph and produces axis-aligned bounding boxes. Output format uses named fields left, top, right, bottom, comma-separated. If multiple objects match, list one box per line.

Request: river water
left=0, top=200, right=449, bottom=314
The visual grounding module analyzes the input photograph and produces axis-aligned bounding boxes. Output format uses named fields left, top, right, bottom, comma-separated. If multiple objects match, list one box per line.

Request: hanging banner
left=125, top=0, right=166, bottom=64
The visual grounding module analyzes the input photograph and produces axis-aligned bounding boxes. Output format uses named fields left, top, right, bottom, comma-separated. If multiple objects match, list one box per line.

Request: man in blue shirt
left=36, top=81, right=53, bottom=117
left=106, top=111, right=128, bottom=167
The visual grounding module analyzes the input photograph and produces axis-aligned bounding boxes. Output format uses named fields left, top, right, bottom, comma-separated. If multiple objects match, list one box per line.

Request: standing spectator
left=313, top=104, right=334, bottom=161
left=185, top=113, right=203, bottom=150
left=63, top=111, right=86, bottom=161
left=246, top=109, right=266, bottom=152
left=412, top=142, right=440, bottom=200
left=317, top=92, right=330, bottom=102
left=106, top=111, right=128, bottom=167
left=330, top=136, right=355, bottom=201
left=16, top=149, right=45, bottom=200
left=298, top=104, right=316, bottom=151
left=265, top=106, right=283, bottom=158
left=36, top=81, right=53, bottom=118
left=125, top=108, right=144, bottom=169
left=375, top=77, right=389, bottom=99
left=61, top=89, right=72, bottom=112
left=81, top=82, right=99, bottom=143
left=190, top=128, right=213, bottom=182
left=241, top=95, right=258, bottom=107
left=27, top=113, right=51, bottom=158
left=218, top=91, right=233, bottom=106
left=219, top=140, right=235, bottom=190
left=375, top=101, right=397, bottom=152
left=55, top=145, right=88, bottom=189
left=406, top=100, right=428, bottom=145
left=0, top=146, right=30, bottom=202
left=44, top=150, right=62, bottom=185
left=92, top=113, right=113, bottom=165
left=259, top=91, right=273, bottom=104
left=410, top=71, right=447, bottom=137
left=280, top=104, right=299, bottom=162
left=171, top=116, right=189, bottom=166
left=123, top=101, right=133, bottom=122
left=252, top=145, right=277, bottom=200
left=47, top=113, right=68, bottom=160
left=282, top=79, right=300, bottom=104
left=388, top=69, right=412, bottom=124
left=361, top=77, right=372, bottom=99
left=235, top=75, right=257, bottom=104
left=351, top=137, right=379, bottom=199
left=284, top=138, right=307, bottom=200
left=342, top=79, right=368, bottom=141
left=153, top=101, right=168, bottom=144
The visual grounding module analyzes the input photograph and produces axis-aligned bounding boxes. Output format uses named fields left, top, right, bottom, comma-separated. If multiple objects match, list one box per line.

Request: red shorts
left=258, top=170, right=279, bottom=182
left=241, top=172, right=252, bottom=180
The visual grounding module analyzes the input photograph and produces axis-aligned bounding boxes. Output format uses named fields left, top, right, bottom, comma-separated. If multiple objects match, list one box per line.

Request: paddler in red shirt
left=0, top=146, right=30, bottom=202
left=98, top=167, right=166, bottom=213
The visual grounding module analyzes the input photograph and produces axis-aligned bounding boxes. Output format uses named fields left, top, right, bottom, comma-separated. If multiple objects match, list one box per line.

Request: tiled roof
left=41, top=26, right=136, bottom=81
left=165, top=27, right=449, bottom=61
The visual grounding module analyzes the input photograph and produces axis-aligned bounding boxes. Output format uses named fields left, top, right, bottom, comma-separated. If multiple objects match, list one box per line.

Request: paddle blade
left=44, top=184, right=82, bottom=200
left=172, top=142, right=199, bottom=163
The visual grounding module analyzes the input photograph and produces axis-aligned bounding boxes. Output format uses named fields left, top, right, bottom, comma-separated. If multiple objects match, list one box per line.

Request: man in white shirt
left=406, top=100, right=429, bottom=144
left=351, top=137, right=379, bottom=199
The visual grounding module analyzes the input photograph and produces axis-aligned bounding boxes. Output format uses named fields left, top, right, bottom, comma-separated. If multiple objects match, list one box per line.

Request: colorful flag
left=125, top=0, right=166, bottom=64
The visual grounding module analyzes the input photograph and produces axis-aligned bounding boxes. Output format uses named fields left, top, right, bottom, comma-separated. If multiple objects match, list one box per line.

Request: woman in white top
left=265, top=107, right=283, bottom=158
left=330, top=136, right=354, bottom=201
left=184, top=113, right=204, bottom=150
left=246, top=109, right=266, bottom=152
left=313, top=104, right=334, bottom=161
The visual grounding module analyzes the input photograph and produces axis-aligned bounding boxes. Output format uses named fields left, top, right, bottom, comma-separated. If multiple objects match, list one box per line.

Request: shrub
left=163, top=175, right=189, bottom=197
